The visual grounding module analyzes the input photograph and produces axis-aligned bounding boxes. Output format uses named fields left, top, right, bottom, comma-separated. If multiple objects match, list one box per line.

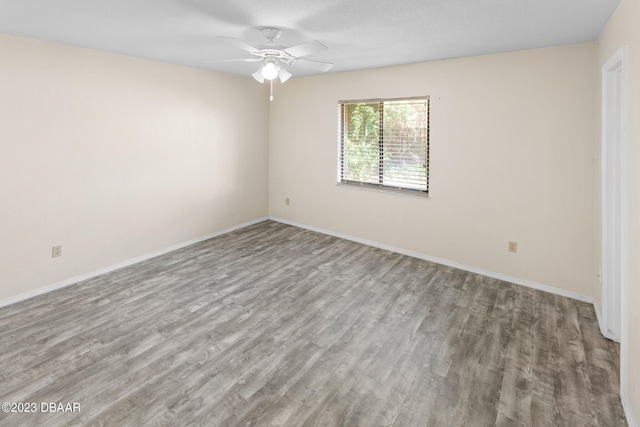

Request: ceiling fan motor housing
left=261, top=27, right=282, bottom=42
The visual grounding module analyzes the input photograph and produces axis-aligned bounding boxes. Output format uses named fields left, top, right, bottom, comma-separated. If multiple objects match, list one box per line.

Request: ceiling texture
left=0, top=0, right=620, bottom=79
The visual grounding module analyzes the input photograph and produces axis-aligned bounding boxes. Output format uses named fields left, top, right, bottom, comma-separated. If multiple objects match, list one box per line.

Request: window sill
left=337, top=182, right=430, bottom=199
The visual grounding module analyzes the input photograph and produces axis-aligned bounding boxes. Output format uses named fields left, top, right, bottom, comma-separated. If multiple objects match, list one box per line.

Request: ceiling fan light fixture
left=278, top=67, right=292, bottom=83
left=251, top=69, right=265, bottom=83
left=261, top=60, right=279, bottom=80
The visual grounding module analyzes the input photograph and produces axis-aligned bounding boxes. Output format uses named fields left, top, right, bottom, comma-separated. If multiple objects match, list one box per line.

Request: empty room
left=0, top=0, right=638, bottom=425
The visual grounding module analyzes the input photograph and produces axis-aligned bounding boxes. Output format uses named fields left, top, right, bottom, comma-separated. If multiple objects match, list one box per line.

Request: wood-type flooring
left=0, top=221, right=627, bottom=426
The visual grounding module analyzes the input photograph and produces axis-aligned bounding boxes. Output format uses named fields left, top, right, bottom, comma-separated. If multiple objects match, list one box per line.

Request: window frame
left=338, top=96, right=430, bottom=197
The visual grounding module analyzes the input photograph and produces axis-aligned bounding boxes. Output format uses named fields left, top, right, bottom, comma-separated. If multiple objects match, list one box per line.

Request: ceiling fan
left=219, top=28, right=334, bottom=99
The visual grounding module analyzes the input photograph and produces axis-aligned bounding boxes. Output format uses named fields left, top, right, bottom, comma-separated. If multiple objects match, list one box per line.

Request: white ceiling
left=0, top=0, right=620, bottom=79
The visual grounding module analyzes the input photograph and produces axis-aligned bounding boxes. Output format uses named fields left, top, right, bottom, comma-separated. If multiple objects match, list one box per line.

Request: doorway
left=601, top=47, right=625, bottom=343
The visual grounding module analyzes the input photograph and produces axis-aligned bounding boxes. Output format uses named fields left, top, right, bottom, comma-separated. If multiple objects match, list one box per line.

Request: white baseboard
left=622, top=390, right=638, bottom=427
left=3, top=214, right=597, bottom=312
left=593, top=300, right=620, bottom=342
left=3, top=215, right=595, bottom=310
left=269, top=216, right=594, bottom=304
left=0, top=217, right=269, bottom=309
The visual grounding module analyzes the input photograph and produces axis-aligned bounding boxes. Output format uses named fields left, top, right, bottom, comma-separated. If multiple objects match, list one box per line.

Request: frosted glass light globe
left=261, top=61, right=278, bottom=80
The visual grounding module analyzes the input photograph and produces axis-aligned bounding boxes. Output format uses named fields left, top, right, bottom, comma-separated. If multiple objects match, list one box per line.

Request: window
left=338, top=96, right=430, bottom=196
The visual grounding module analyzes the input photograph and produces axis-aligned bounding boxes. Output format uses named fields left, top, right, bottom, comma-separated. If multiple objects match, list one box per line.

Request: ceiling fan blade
left=218, top=37, right=263, bottom=56
left=278, top=67, right=292, bottom=83
left=284, top=40, right=327, bottom=58
left=293, top=58, right=334, bottom=72
left=205, top=57, right=263, bottom=64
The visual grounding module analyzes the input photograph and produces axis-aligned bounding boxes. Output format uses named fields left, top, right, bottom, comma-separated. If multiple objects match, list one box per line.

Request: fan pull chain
left=270, top=79, right=274, bottom=101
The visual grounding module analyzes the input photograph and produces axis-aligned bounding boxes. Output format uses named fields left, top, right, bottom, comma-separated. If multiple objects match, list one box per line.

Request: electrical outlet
left=508, top=241, right=517, bottom=253
left=52, top=245, right=62, bottom=258
left=285, top=197, right=290, bottom=206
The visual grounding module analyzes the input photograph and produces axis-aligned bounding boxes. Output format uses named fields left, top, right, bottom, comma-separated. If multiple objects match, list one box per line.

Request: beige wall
left=0, top=34, right=269, bottom=303
left=597, top=0, right=640, bottom=422
left=269, top=43, right=596, bottom=297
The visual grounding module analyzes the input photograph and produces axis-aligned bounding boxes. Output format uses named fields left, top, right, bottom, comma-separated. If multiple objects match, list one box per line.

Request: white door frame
left=601, top=46, right=626, bottom=344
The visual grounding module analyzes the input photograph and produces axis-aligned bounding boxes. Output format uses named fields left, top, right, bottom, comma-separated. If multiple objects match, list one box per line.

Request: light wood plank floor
left=0, top=221, right=627, bottom=426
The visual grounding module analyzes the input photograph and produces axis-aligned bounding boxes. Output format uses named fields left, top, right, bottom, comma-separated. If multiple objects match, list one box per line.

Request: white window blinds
left=338, top=96, right=430, bottom=196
